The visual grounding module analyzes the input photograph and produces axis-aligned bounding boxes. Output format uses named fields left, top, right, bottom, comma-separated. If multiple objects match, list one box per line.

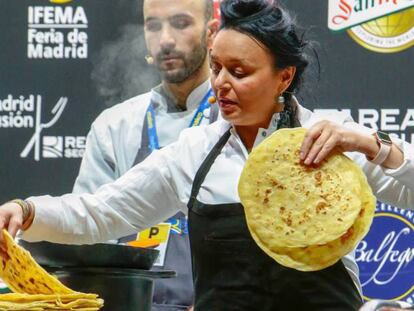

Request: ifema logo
left=355, top=202, right=414, bottom=302
left=328, top=0, right=414, bottom=53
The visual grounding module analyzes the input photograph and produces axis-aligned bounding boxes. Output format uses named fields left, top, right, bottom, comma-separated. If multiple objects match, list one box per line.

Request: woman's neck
left=235, top=105, right=286, bottom=150
left=234, top=125, right=260, bottom=151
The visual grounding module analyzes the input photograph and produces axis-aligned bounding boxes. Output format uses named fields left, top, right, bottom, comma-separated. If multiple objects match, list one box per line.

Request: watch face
left=377, top=131, right=393, bottom=145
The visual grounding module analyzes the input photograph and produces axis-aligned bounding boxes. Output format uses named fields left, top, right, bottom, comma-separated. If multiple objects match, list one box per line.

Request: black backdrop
left=1, top=1, right=412, bottom=200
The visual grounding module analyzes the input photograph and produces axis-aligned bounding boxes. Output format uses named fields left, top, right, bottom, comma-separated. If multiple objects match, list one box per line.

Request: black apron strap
left=132, top=104, right=152, bottom=166
left=188, top=127, right=232, bottom=209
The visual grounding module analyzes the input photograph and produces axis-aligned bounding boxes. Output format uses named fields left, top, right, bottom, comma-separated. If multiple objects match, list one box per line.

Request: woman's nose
left=213, top=69, right=230, bottom=92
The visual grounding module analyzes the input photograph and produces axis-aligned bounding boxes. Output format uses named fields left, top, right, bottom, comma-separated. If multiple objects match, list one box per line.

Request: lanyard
left=146, top=88, right=214, bottom=151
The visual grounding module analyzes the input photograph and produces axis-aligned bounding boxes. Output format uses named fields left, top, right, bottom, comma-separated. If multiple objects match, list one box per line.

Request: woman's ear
left=207, top=19, right=220, bottom=49
left=277, top=66, right=296, bottom=94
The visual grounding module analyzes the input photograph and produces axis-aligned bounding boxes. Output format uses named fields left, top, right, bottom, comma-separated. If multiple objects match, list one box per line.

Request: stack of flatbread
left=238, top=128, right=376, bottom=271
left=0, top=230, right=103, bottom=310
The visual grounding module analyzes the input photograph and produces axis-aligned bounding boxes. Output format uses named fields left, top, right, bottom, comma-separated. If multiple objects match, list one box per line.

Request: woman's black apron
left=187, top=129, right=363, bottom=311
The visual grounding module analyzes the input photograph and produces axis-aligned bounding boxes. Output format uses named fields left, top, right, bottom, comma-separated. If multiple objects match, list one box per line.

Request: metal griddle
left=18, top=240, right=159, bottom=270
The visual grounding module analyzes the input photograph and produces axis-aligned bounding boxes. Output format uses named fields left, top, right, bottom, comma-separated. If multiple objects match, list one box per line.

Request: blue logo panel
left=356, top=202, right=414, bottom=302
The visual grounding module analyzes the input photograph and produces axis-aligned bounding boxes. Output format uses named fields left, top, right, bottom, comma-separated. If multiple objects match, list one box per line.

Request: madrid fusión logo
left=0, top=94, right=85, bottom=161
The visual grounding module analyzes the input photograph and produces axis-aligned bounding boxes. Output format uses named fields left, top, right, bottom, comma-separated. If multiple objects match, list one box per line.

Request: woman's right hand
left=0, top=202, right=24, bottom=257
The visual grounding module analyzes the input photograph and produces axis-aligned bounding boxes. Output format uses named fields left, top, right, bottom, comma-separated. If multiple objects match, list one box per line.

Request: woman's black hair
left=220, top=0, right=315, bottom=128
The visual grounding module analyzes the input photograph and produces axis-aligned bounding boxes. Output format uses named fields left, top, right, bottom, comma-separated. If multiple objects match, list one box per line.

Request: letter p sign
left=149, top=227, right=160, bottom=238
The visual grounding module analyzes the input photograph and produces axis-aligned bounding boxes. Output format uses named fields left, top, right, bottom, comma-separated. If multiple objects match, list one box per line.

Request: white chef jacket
left=73, top=79, right=213, bottom=192
left=23, top=103, right=414, bottom=295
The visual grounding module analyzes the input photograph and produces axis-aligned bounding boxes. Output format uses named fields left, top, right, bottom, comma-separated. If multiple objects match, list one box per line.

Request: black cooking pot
left=19, top=240, right=158, bottom=269
left=47, top=267, right=175, bottom=311
left=19, top=241, right=176, bottom=311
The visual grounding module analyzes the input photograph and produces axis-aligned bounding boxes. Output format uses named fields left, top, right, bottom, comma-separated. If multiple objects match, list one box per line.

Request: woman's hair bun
left=221, top=0, right=269, bottom=24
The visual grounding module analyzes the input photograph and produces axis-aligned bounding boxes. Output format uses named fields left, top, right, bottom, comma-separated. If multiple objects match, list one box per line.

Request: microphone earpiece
left=145, top=55, right=154, bottom=65
left=208, top=96, right=216, bottom=104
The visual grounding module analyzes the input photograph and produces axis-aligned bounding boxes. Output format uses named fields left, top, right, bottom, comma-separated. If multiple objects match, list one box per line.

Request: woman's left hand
left=300, top=120, right=376, bottom=165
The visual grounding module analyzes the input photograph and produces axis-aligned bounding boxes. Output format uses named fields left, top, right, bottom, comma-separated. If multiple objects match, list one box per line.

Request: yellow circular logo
left=347, top=7, right=414, bottom=53
left=49, top=0, right=73, bottom=3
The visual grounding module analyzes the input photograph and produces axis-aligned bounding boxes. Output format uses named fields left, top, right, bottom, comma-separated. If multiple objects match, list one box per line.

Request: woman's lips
left=219, top=98, right=237, bottom=106
left=218, top=98, right=238, bottom=113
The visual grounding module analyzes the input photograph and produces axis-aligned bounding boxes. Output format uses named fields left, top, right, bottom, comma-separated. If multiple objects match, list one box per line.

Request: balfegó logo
left=328, top=0, right=414, bottom=53
left=355, top=203, right=414, bottom=302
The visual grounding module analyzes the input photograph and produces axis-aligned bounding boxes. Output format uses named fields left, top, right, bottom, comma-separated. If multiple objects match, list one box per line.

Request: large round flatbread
left=238, top=127, right=375, bottom=271
left=239, top=128, right=366, bottom=248
left=256, top=174, right=376, bottom=271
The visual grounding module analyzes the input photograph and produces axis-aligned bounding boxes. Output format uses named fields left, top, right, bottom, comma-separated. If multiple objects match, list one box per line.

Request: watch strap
left=370, top=132, right=392, bottom=165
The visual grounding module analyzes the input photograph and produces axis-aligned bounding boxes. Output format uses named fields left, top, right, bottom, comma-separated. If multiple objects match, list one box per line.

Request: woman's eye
left=232, top=70, right=245, bottom=78
left=210, top=65, right=220, bottom=75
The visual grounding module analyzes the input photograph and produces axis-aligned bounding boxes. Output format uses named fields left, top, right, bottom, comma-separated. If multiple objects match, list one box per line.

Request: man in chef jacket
left=73, top=1, right=218, bottom=310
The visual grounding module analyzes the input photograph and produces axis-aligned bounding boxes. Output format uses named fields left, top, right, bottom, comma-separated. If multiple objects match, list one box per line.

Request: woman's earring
left=145, top=55, right=154, bottom=65
left=277, top=95, right=285, bottom=105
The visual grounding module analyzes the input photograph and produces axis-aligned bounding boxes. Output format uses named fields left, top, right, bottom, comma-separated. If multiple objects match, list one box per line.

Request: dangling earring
left=145, top=55, right=154, bottom=65
left=277, top=95, right=285, bottom=105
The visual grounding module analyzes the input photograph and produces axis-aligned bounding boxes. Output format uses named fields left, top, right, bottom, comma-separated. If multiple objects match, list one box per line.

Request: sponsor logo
left=49, top=0, right=73, bottom=3
left=43, top=136, right=64, bottom=158
left=213, top=0, right=221, bottom=19
left=328, top=1, right=414, bottom=53
left=166, top=217, right=189, bottom=235
left=0, top=94, right=85, bottom=161
left=313, top=108, right=414, bottom=143
left=42, top=136, right=85, bottom=159
left=356, top=203, right=414, bottom=302
left=27, top=4, right=88, bottom=59
left=0, top=95, right=36, bottom=128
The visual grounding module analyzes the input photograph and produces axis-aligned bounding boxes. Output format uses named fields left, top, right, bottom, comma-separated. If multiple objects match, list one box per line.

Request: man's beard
left=156, top=33, right=208, bottom=84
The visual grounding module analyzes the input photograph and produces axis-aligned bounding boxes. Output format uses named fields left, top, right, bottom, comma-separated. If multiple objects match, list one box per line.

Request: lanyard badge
left=146, top=88, right=214, bottom=152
